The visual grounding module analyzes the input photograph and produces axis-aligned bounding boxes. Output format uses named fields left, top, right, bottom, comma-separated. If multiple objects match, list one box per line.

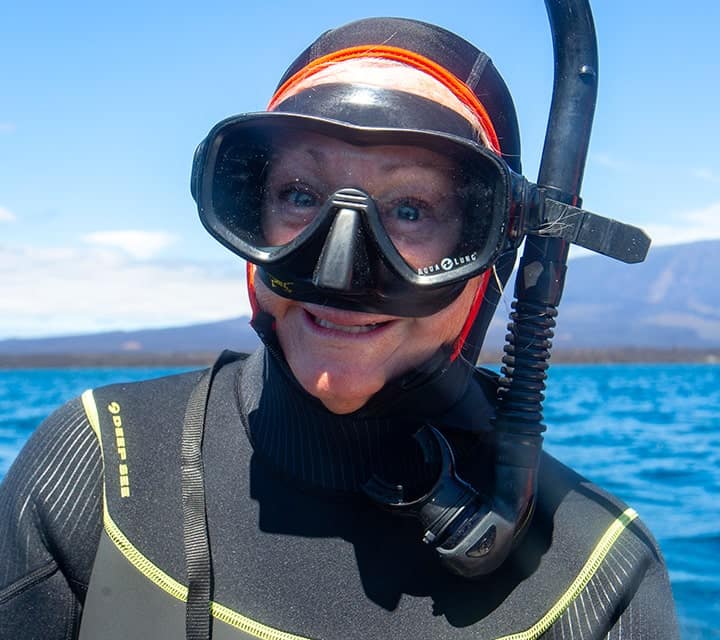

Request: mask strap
left=246, top=263, right=260, bottom=321
left=450, top=269, right=492, bottom=362
left=267, top=44, right=501, bottom=154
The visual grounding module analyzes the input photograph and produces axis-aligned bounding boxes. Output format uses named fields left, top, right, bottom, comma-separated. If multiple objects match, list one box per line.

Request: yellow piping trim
left=81, top=389, right=314, bottom=640
left=496, top=507, right=639, bottom=640
left=210, top=602, right=315, bottom=640
left=81, top=389, right=101, bottom=441
left=82, top=390, right=638, bottom=640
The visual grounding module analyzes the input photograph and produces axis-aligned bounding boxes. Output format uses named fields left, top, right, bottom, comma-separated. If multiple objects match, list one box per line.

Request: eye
left=395, top=202, right=421, bottom=222
left=283, top=187, right=319, bottom=208
left=386, top=198, right=430, bottom=224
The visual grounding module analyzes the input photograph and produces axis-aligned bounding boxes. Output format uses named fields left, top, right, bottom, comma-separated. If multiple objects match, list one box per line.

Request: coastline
left=0, top=347, right=718, bottom=368
left=480, top=347, right=720, bottom=365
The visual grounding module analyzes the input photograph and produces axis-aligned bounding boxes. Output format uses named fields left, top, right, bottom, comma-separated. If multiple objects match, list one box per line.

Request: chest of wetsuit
left=77, top=350, right=670, bottom=640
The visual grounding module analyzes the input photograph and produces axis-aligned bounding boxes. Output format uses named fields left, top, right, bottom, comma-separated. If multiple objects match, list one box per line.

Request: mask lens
left=205, top=117, right=508, bottom=280
left=211, top=135, right=271, bottom=247
left=373, top=164, right=496, bottom=275
left=212, top=130, right=333, bottom=249
left=262, top=182, right=323, bottom=246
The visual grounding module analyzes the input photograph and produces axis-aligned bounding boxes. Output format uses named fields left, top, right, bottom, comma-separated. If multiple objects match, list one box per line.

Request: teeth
left=314, top=316, right=380, bottom=334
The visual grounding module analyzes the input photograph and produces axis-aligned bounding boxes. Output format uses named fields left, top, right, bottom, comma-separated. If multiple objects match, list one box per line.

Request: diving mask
left=192, top=112, right=648, bottom=317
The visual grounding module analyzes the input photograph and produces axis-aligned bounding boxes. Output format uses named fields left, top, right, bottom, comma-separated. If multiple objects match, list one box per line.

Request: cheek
left=407, top=277, right=483, bottom=352
left=380, top=278, right=481, bottom=381
left=436, top=279, right=480, bottom=340
left=253, top=277, right=293, bottom=321
left=442, top=276, right=485, bottom=343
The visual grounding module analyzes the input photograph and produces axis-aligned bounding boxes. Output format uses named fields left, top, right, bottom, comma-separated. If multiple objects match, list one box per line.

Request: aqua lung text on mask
left=417, top=252, right=478, bottom=275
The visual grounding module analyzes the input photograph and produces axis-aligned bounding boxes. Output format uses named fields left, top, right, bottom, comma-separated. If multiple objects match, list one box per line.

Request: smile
left=312, top=316, right=385, bottom=334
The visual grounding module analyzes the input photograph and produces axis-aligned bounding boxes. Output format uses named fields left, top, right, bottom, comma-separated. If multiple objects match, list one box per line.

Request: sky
left=1, top=0, right=719, bottom=339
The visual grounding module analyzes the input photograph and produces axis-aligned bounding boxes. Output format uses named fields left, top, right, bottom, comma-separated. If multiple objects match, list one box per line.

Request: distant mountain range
left=0, top=318, right=259, bottom=357
left=479, top=239, right=720, bottom=351
left=1, top=240, right=718, bottom=362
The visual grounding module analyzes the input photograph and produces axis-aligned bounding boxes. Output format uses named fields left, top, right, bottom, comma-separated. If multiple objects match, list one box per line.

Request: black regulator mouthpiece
left=364, top=423, right=539, bottom=578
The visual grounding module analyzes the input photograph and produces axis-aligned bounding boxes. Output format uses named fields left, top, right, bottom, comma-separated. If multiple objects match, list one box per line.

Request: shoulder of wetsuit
left=81, top=352, right=249, bottom=529
left=87, top=350, right=250, bottom=414
left=84, top=349, right=250, bottom=453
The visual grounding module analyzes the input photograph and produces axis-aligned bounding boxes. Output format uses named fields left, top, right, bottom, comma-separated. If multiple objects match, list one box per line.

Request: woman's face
left=254, top=132, right=481, bottom=414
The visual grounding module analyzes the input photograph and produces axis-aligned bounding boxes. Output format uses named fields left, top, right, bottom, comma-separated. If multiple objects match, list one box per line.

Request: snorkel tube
left=486, top=0, right=601, bottom=574
left=365, top=0, right=651, bottom=578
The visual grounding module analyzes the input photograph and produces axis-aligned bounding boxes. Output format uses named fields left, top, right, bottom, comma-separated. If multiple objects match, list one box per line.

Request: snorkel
left=484, top=0, right=606, bottom=575
left=364, top=0, right=650, bottom=578
left=489, top=0, right=604, bottom=570
left=439, top=0, right=607, bottom=577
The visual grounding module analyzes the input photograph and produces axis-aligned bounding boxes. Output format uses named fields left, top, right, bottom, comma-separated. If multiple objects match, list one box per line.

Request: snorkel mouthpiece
left=364, top=425, right=519, bottom=577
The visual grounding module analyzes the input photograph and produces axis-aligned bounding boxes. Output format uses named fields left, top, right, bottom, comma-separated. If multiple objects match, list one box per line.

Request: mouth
left=304, top=309, right=393, bottom=335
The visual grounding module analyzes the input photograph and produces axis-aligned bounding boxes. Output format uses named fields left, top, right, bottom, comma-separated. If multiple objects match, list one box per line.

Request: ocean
left=1, top=363, right=718, bottom=638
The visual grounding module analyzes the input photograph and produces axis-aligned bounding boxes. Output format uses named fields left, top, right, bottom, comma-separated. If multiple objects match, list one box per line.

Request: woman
left=0, top=17, right=678, bottom=639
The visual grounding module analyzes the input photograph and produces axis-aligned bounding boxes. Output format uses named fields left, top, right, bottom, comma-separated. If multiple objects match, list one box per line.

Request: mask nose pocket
left=313, top=207, right=371, bottom=291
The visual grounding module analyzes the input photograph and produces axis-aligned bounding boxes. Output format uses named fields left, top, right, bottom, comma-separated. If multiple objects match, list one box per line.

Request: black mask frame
left=192, top=112, right=649, bottom=318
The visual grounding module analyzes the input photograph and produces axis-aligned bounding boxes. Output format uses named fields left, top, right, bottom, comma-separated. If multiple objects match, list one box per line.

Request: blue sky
left=1, top=0, right=719, bottom=339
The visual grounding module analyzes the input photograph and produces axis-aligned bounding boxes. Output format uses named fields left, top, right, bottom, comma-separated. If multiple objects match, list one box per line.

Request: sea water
left=1, top=363, right=718, bottom=638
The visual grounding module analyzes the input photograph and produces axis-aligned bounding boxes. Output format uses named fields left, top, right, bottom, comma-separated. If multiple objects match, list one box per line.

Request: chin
left=291, top=356, right=387, bottom=414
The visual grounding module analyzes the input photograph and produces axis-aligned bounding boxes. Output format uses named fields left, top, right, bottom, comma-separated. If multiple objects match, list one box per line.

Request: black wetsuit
left=0, top=347, right=679, bottom=639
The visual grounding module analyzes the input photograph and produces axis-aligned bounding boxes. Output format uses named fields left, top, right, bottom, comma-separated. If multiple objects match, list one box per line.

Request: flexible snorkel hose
left=492, top=0, right=599, bottom=562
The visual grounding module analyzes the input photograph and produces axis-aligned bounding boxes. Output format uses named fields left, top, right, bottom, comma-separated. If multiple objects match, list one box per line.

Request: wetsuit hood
left=244, top=16, right=521, bottom=368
